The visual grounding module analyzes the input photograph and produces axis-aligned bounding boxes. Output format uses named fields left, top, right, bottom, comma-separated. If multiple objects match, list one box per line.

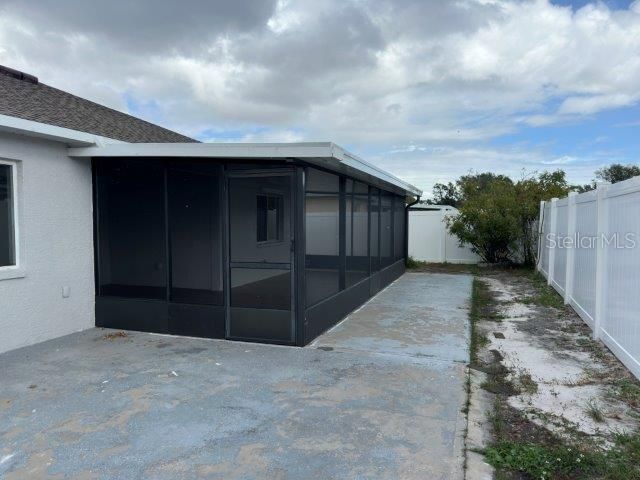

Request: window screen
left=305, top=168, right=340, bottom=306
left=346, top=181, right=369, bottom=287
left=168, top=166, right=223, bottom=305
left=257, top=194, right=282, bottom=243
left=96, top=159, right=167, bottom=299
left=380, top=192, right=393, bottom=268
left=394, top=195, right=405, bottom=261
left=370, top=188, right=380, bottom=272
left=0, top=164, right=15, bottom=267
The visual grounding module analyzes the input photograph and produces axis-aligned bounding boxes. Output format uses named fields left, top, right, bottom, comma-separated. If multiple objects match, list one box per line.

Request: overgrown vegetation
left=433, top=171, right=571, bottom=265
left=468, top=268, right=640, bottom=479
left=424, top=162, right=640, bottom=267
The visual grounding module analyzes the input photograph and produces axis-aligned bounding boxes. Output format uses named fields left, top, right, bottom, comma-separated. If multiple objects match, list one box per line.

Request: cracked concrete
left=0, top=272, right=472, bottom=479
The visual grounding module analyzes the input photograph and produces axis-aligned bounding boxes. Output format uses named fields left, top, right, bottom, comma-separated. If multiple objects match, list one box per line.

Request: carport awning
left=67, top=142, right=422, bottom=198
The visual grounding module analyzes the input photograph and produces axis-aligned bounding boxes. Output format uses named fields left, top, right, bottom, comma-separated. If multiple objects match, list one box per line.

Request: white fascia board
left=68, top=142, right=335, bottom=159
left=67, top=141, right=422, bottom=196
left=0, top=114, right=122, bottom=147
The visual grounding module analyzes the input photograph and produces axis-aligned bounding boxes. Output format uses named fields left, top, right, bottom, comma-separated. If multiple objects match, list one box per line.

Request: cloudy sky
left=1, top=0, right=639, bottom=196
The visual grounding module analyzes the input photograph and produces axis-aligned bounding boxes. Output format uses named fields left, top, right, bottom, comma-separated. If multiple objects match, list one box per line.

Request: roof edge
left=0, top=113, right=125, bottom=147
left=67, top=142, right=422, bottom=196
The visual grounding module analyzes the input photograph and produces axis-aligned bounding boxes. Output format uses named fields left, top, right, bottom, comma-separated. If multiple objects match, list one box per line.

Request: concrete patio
left=0, top=272, right=472, bottom=480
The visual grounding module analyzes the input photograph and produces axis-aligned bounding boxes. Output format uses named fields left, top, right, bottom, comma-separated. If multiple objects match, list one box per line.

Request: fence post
left=536, top=200, right=545, bottom=272
left=564, top=192, right=577, bottom=304
left=547, top=198, right=559, bottom=286
left=440, top=208, right=447, bottom=262
left=593, top=183, right=610, bottom=340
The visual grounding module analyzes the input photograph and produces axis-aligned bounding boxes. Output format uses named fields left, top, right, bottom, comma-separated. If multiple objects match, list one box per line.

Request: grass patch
left=485, top=434, right=640, bottom=480
left=611, top=380, right=640, bottom=409
left=469, top=278, right=491, bottom=366
left=514, top=271, right=566, bottom=309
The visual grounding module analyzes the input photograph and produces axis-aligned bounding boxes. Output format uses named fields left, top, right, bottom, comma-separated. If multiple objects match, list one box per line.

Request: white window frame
left=0, top=158, right=23, bottom=280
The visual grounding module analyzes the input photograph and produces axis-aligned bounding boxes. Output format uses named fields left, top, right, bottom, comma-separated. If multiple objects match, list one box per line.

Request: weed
left=517, top=371, right=539, bottom=395
left=515, top=271, right=567, bottom=309
left=612, top=379, right=640, bottom=409
left=585, top=399, right=606, bottom=423
left=405, top=256, right=423, bottom=269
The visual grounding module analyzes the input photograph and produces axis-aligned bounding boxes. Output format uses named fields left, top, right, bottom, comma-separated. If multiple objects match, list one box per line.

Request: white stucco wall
left=0, top=131, right=95, bottom=353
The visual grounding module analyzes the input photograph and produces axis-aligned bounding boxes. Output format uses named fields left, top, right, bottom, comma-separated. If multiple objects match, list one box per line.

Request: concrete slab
left=313, top=273, right=472, bottom=363
left=0, top=272, right=472, bottom=480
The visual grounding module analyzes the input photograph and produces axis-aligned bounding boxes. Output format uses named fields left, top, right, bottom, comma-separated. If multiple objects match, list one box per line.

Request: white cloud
left=0, top=0, right=639, bottom=192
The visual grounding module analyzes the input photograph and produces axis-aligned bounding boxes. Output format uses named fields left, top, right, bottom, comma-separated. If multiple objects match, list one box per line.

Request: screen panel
left=168, top=166, right=223, bottom=305
left=97, top=159, right=167, bottom=299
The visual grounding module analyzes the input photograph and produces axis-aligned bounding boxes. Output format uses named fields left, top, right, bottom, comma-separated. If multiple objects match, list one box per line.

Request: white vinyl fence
left=538, top=176, right=640, bottom=379
left=409, top=207, right=481, bottom=264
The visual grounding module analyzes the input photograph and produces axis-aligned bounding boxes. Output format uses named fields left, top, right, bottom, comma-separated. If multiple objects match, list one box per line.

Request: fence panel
left=539, top=203, right=552, bottom=275
left=538, top=176, right=640, bottom=379
left=408, top=209, right=481, bottom=264
left=571, top=192, right=597, bottom=326
left=551, top=199, right=568, bottom=294
left=601, top=183, right=640, bottom=370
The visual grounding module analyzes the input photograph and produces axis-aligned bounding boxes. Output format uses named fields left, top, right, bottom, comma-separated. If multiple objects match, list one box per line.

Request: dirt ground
left=470, top=267, right=640, bottom=479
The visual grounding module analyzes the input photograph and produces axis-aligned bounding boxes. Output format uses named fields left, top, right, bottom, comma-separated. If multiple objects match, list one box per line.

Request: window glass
left=0, top=164, right=16, bottom=267
left=97, top=159, right=166, bottom=299
left=370, top=188, right=380, bottom=272
left=229, top=176, right=291, bottom=264
left=257, top=194, right=283, bottom=243
left=394, top=195, right=405, bottom=261
left=380, top=192, right=393, bottom=268
left=168, top=166, right=223, bottom=305
left=305, top=168, right=340, bottom=306
left=346, top=181, right=369, bottom=287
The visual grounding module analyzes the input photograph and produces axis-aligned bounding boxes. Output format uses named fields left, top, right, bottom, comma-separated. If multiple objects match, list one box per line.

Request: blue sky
left=1, top=0, right=639, bottom=195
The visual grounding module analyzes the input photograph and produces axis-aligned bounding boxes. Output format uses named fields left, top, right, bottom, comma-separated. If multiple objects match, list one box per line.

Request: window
left=0, top=162, right=17, bottom=268
left=257, top=194, right=283, bottom=243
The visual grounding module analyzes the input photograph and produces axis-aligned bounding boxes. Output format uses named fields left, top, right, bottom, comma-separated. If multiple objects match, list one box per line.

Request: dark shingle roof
left=0, top=68, right=196, bottom=143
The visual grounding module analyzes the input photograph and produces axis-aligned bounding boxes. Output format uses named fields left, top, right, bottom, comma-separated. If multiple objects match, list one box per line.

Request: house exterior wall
left=0, top=131, right=94, bottom=353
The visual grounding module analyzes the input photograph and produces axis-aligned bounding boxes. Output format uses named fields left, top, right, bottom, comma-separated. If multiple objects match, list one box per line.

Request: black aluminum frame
left=92, top=157, right=408, bottom=346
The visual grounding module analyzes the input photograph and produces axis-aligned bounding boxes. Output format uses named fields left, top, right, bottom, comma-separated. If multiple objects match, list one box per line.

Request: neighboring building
left=0, top=65, right=421, bottom=353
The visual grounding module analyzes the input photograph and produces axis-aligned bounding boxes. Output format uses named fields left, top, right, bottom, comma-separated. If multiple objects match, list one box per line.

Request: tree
left=447, top=179, right=519, bottom=263
left=574, top=163, right=640, bottom=192
left=514, top=170, right=570, bottom=265
left=428, top=181, right=461, bottom=207
left=595, top=163, right=640, bottom=184
left=446, top=170, right=570, bottom=265
left=428, top=172, right=512, bottom=208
